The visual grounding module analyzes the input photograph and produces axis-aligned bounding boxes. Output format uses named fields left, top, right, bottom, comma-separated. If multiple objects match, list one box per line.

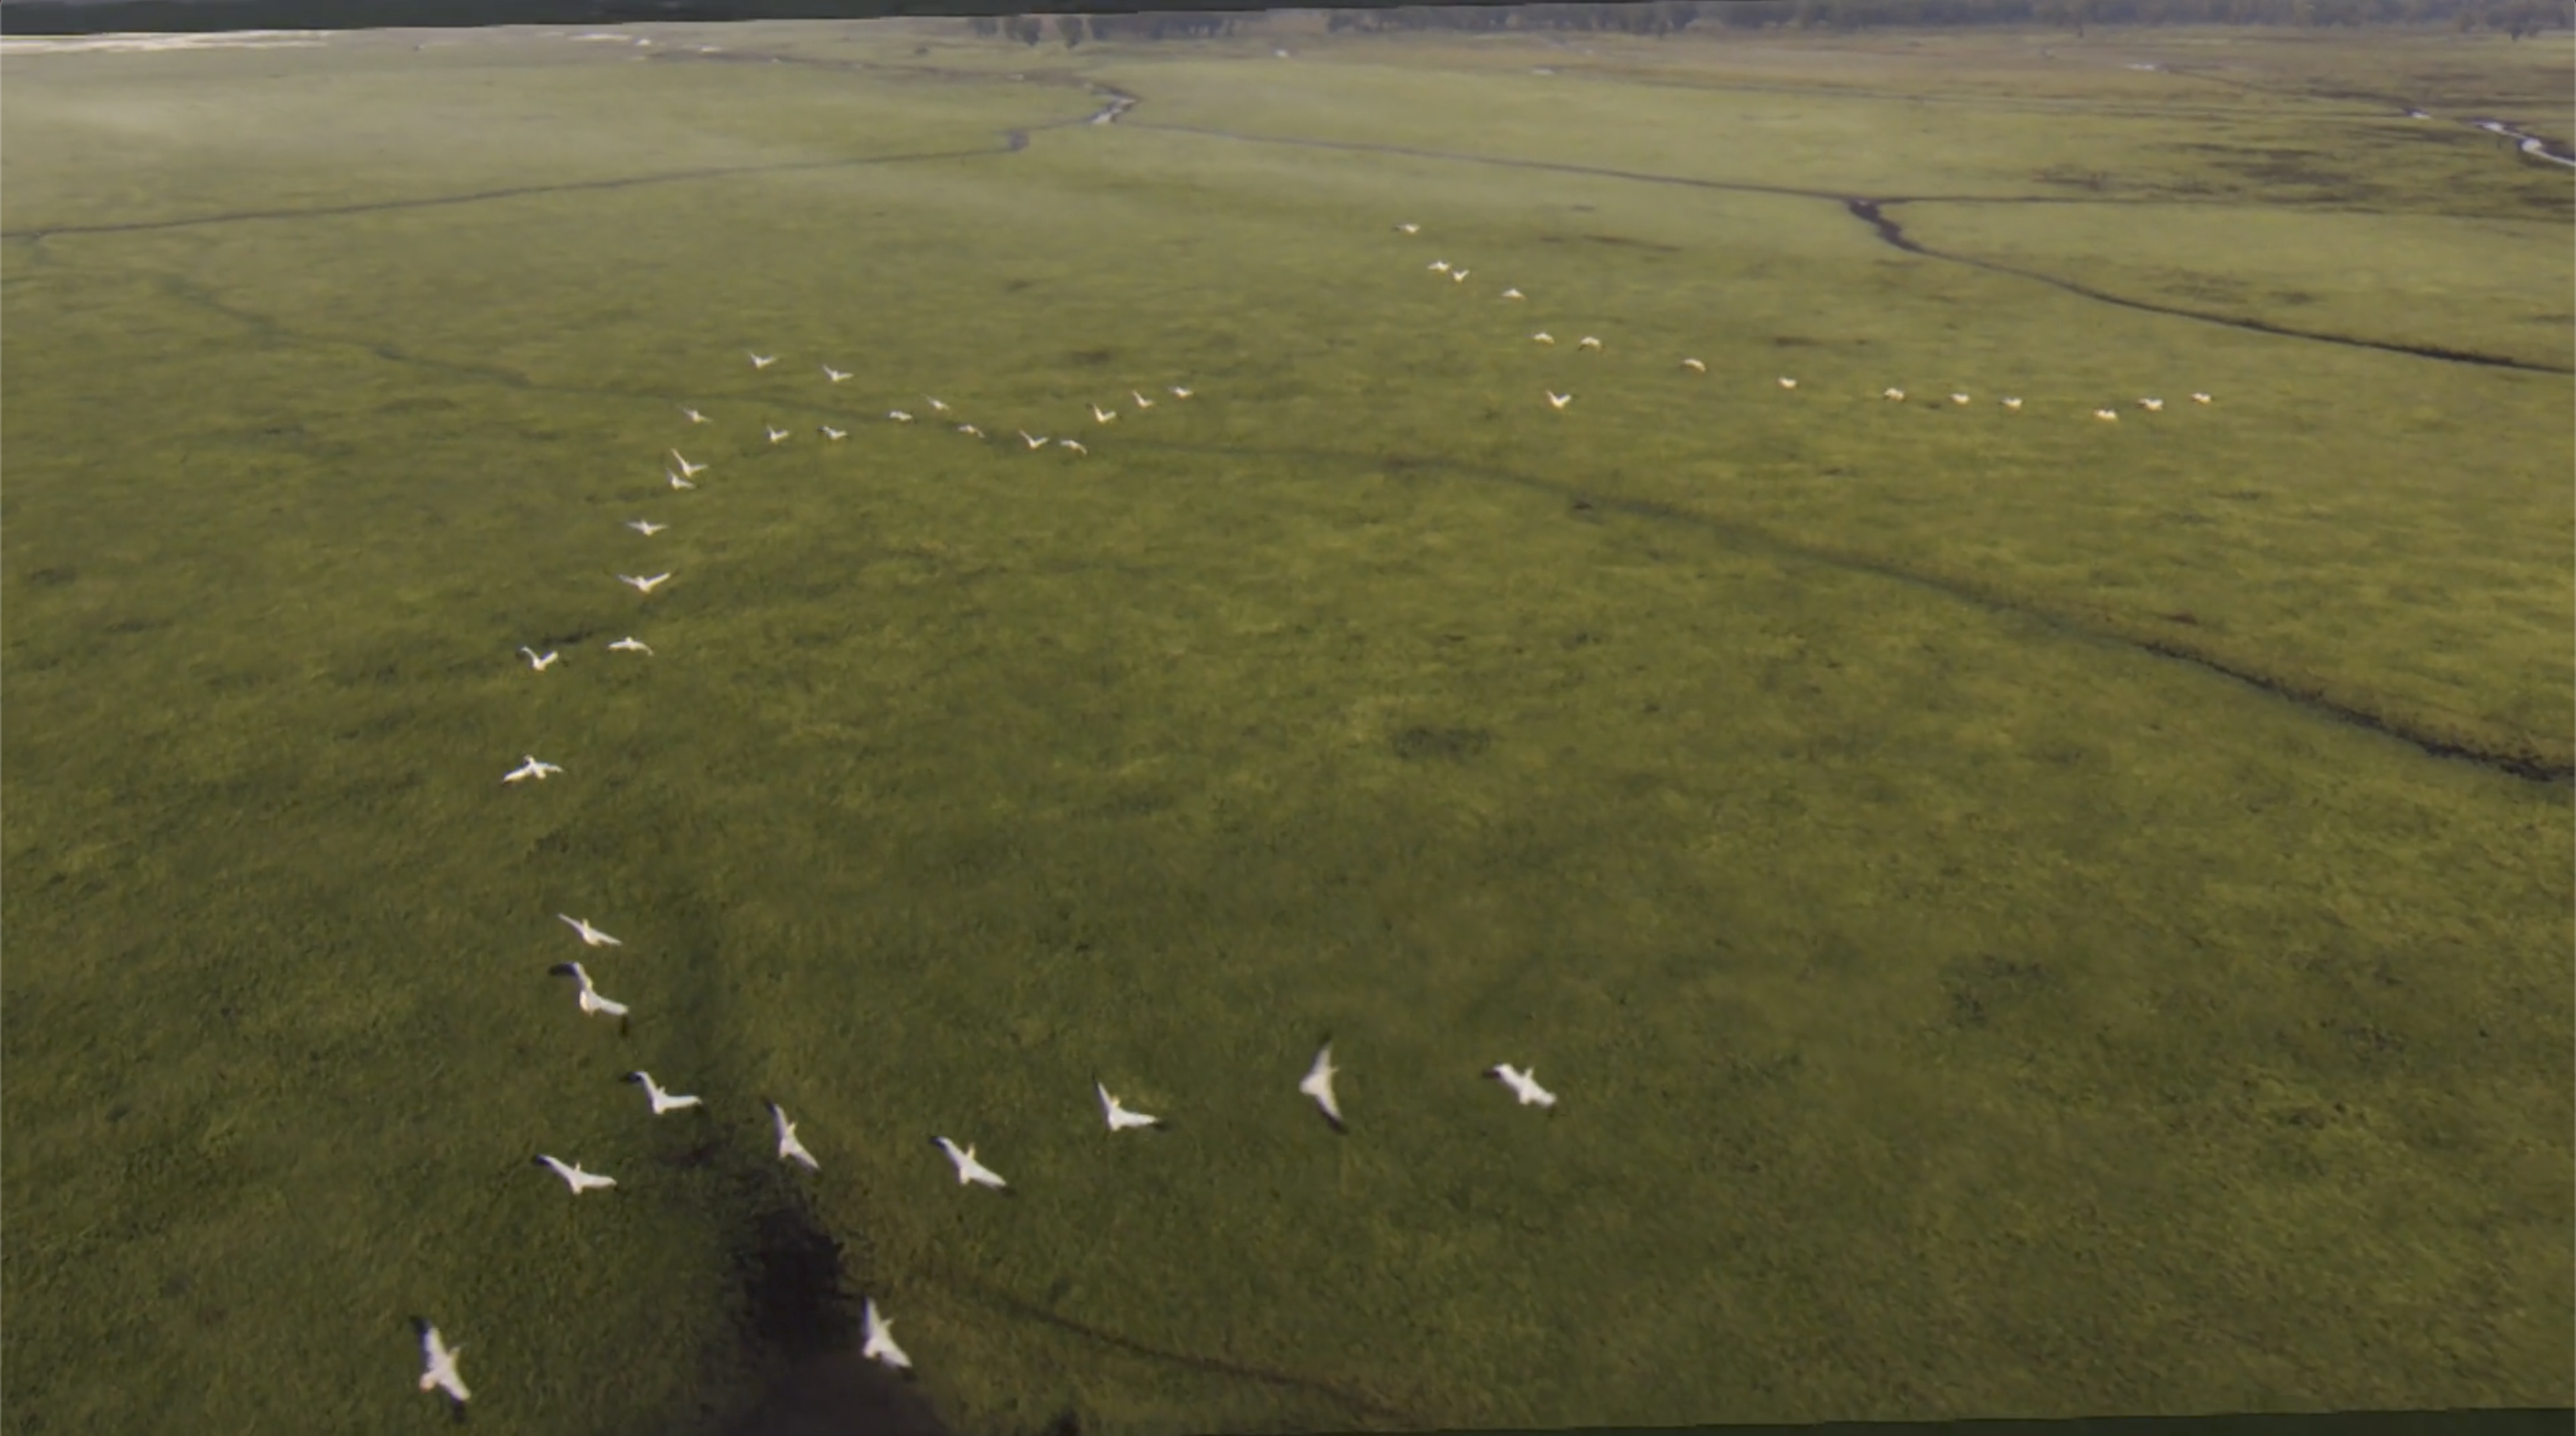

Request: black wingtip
left=620, top=1071, right=643, bottom=1084
left=408, top=1314, right=431, bottom=1337
left=547, top=962, right=576, bottom=977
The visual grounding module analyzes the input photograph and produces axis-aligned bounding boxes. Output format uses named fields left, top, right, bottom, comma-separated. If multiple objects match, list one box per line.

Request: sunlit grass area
left=2, top=19, right=2568, bottom=1436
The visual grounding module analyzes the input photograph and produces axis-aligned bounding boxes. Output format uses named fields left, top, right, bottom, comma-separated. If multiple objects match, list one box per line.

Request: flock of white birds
left=424, top=213, right=2202, bottom=1412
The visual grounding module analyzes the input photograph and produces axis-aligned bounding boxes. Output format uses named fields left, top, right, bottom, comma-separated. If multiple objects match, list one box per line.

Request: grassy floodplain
left=1, top=16, right=2569, bottom=1436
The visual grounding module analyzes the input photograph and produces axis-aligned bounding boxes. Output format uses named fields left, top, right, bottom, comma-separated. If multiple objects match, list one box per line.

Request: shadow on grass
left=709, top=1197, right=954, bottom=1436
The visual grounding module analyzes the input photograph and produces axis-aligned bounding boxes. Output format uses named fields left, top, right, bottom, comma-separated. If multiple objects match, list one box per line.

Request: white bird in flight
left=925, top=397, right=950, bottom=413
left=1951, top=392, right=1972, bottom=406
left=668, top=469, right=696, bottom=490
left=1451, top=268, right=1471, bottom=282
left=1778, top=377, right=1798, bottom=390
left=1019, top=431, right=1049, bottom=449
left=1545, top=390, right=1573, bottom=410
left=1131, top=390, right=1155, bottom=409
left=1300, top=1044, right=1346, bottom=1131
left=2001, top=396, right=2024, bottom=410
left=1681, top=358, right=1706, bottom=373
left=519, top=647, right=560, bottom=672
left=533, top=1154, right=617, bottom=1194
left=550, top=962, right=629, bottom=1018
left=608, top=637, right=653, bottom=655
left=1428, top=259, right=1452, bottom=273
left=503, top=755, right=561, bottom=783
left=417, top=1322, right=470, bottom=1407
left=1168, top=385, right=1192, bottom=399
left=2138, top=397, right=2165, bottom=412
left=623, top=1070, right=702, bottom=1115
left=765, top=425, right=790, bottom=444
left=627, top=519, right=667, bottom=535
left=1882, top=387, right=1907, bottom=402
left=680, top=407, right=709, bottom=424
left=957, top=423, right=984, bottom=438
left=888, top=410, right=914, bottom=424
left=1577, top=336, right=1603, bottom=351
left=1097, top=1082, right=1162, bottom=1131
left=823, top=365, right=851, bottom=382
left=1057, top=439, right=1086, bottom=455
left=2094, top=408, right=2120, bottom=422
left=861, top=1297, right=911, bottom=1371
left=1090, top=404, right=1116, bottom=424
left=2191, top=392, right=2213, bottom=405
left=932, top=1136, right=1009, bottom=1189
left=669, top=451, right=708, bottom=478
left=1532, top=332, right=1555, bottom=346
left=1395, top=222, right=1420, bottom=234
left=1484, top=1062, right=1559, bottom=1109
left=620, top=573, right=671, bottom=594
left=770, top=1102, right=819, bottom=1172
left=748, top=353, right=777, bottom=369
left=1501, top=287, right=1524, bottom=300
left=820, top=425, right=847, bottom=441
left=557, top=913, right=620, bottom=948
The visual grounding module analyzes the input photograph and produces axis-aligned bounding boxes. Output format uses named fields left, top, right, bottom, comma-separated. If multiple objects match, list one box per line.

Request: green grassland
left=2, top=19, right=2568, bottom=1436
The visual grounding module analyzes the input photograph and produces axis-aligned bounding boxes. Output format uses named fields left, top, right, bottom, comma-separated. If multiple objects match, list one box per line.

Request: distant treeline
left=971, top=0, right=2571, bottom=42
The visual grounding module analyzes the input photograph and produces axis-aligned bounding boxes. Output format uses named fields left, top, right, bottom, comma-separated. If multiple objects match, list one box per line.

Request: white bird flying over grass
left=1681, top=358, right=1706, bottom=373
left=1951, top=392, right=1972, bottom=406
left=1484, top=1062, right=1558, bottom=1109
left=770, top=1101, right=819, bottom=1172
left=1096, top=1082, right=1162, bottom=1131
left=1301, top=1043, right=1345, bottom=1131
left=668, top=469, right=696, bottom=490
left=1532, top=332, right=1555, bottom=346
left=1778, top=377, right=1798, bottom=390
left=2138, top=397, right=2165, bottom=412
left=620, top=573, right=671, bottom=594
left=1395, top=222, right=1420, bottom=234
left=1090, top=403, right=1116, bottom=424
left=1131, top=390, right=1155, bottom=409
left=1452, top=268, right=1471, bottom=282
left=557, top=913, right=621, bottom=947
left=1428, top=259, right=1452, bottom=273
left=627, top=519, right=668, bottom=535
left=1019, top=431, right=1049, bottom=449
left=416, top=1322, right=470, bottom=1407
left=2001, top=396, right=2024, bottom=410
left=888, top=410, right=914, bottom=424
left=2094, top=408, right=2120, bottom=422
left=765, top=425, right=790, bottom=444
left=623, top=1070, right=702, bottom=1114
left=1577, top=336, right=1602, bottom=351
left=1501, top=287, right=1524, bottom=300
left=680, top=407, right=709, bottom=424
left=2191, top=392, right=2213, bottom=405
left=669, top=451, right=708, bottom=478
left=823, top=365, right=851, bottom=382
left=1057, top=439, right=1086, bottom=455
left=1545, top=390, right=1572, bottom=410
left=861, top=1298, right=911, bottom=1370
left=820, top=425, right=847, bottom=441
left=1168, top=385, right=1192, bottom=399
left=925, top=397, right=949, bottom=413
left=932, top=1136, right=1009, bottom=1189
left=533, top=1154, right=617, bottom=1193
left=503, top=755, right=561, bottom=783
left=1882, top=387, right=1906, bottom=402
left=748, top=353, right=777, bottom=369
left=520, top=647, right=560, bottom=672
left=957, top=423, right=984, bottom=438
left=549, top=961, right=629, bottom=1018
left=608, top=636, right=653, bottom=655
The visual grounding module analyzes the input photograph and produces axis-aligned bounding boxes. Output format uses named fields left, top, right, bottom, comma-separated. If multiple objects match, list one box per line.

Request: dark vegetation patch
left=1391, top=725, right=1491, bottom=760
